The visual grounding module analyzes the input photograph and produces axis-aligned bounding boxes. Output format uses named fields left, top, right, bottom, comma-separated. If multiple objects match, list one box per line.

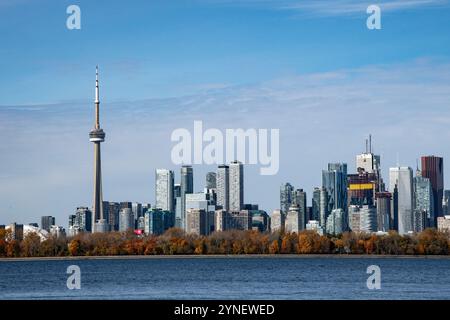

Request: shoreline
left=1, top=254, right=450, bottom=262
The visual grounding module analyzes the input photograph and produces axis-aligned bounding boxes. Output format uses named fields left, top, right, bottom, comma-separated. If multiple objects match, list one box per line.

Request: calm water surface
left=0, top=256, right=449, bottom=300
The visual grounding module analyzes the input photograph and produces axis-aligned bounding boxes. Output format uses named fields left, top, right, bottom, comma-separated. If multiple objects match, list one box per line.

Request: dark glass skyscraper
left=322, top=163, right=348, bottom=230
left=312, top=187, right=321, bottom=221
left=421, top=155, right=443, bottom=226
left=280, top=183, right=294, bottom=214
left=40, top=216, right=55, bottom=232
left=206, top=172, right=216, bottom=189
left=181, top=165, right=194, bottom=229
left=292, top=189, right=307, bottom=226
left=322, top=163, right=348, bottom=211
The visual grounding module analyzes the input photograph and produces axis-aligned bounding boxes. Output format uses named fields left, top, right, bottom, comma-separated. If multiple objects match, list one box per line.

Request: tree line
left=0, top=228, right=449, bottom=258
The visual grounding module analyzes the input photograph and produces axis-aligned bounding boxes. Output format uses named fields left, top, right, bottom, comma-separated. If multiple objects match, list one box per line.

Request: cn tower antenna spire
left=95, top=65, right=100, bottom=129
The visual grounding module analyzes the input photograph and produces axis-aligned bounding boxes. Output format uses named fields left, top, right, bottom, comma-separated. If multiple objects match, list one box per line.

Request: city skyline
left=1, top=138, right=447, bottom=232
left=2, top=1, right=450, bottom=224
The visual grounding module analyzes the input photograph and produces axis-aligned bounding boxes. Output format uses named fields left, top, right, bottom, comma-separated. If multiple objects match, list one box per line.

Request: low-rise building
left=306, top=220, right=324, bottom=236
left=437, top=215, right=450, bottom=233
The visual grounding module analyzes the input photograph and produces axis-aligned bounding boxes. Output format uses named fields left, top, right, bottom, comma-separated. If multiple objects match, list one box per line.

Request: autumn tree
left=21, top=232, right=41, bottom=257
left=68, top=239, right=82, bottom=256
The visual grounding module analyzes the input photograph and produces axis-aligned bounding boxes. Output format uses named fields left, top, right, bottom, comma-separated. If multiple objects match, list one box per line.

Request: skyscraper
left=292, top=189, right=307, bottom=224
left=285, top=204, right=305, bottom=233
left=443, top=190, right=450, bottom=215
left=322, top=163, right=348, bottom=228
left=271, top=209, right=284, bottom=233
left=89, top=67, right=106, bottom=233
left=375, top=192, right=391, bottom=232
left=71, top=207, right=92, bottom=233
left=206, top=172, right=216, bottom=189
left=319, top=187, right=329, bottom=228
left=413, top=175, right=433, bottom=232
left=326, top=209, right=344, bottom=236
left=119, top=208, right=134, bottom=232
left=174, top=183, right=181, bottom=227
left=144, top=209, right=165, bottom=235
left=155, top=169, right=174, bottom=212
left=421, top=155, right=443, bottom=226
left=349, top=205, right=361, bottom=232
left=229, top=160, right=244, bottom=212
left=280, top=183, right=294, bottom=214
left=312, top=187, right=321, bottom=222
left=347, top=170, right=378, bottom=207
left=174, top=184, right=181, bottom=198
left=356, top=135, right=384, bottom=191
left=105, top=201, right=120, bottom=231
left=216, top=165, right=229, bottom=211
left=389, top=167, right=413, bottom=235
left=180, top=165, right=194, bottom=229
left=40, top=216, right=55, bottom=232
left=186, top=209, right=209, bottom=235
left=390, top=184, right=399, bottom=231
left=359, top=205, right=377, bottom=233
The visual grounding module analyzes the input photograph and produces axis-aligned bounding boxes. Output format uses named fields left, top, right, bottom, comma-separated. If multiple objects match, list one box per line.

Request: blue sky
left=1, top=0, right=450, bottom=226
left=1, top=0, right=450, bottom=104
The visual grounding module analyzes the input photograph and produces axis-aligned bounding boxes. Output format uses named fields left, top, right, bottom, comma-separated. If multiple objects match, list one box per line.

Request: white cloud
left=204, top=0, right=449, bottom=16
left=1, top=58, right=450, bottom=226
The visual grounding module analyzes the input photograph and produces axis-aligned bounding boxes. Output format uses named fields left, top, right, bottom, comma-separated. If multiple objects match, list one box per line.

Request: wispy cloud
left=205, top=0, right=449, bottom=17
left=2, top=58, right=450, bottom=226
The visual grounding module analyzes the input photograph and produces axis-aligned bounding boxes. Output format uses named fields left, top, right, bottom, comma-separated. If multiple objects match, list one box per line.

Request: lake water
left=0, top=256, right=449, bottom=300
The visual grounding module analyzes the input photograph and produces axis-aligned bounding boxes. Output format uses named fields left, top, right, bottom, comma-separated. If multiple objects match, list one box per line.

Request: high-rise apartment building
left=70, top=207, right=92, bottom=234
left=349, top=205, right=361, bottom=232
left=216, top=165, right=229, bottom=211
left=119, top=208, right=134, bottom=232
left=229, top=160, right=244, bottom=212
left=359, top=205, right=377, bottom=233
left=155, top=169, right=174, bottom=212
left=215, top=210, right=252, bottom=232
left=326, top=208, right=344, bottom=236
left=186, top=208, right=209, bottom=236
left=285, top=204, right=305, bottom=233
left=271, top=209, right=284, bottom=233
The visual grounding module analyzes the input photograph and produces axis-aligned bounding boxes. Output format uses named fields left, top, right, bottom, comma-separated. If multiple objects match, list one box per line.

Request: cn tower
left=89, top=66, right=106, bottom=232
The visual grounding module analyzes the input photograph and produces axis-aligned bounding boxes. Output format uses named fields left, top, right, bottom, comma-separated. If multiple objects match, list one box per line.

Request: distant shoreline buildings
left=2, top=71, right=450, bottom=241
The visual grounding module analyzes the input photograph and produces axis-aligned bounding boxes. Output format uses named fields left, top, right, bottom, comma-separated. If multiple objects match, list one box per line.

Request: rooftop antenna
left=365, top=138, right=368, bottom=154
left=369, top=134, right=372, bottom=153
